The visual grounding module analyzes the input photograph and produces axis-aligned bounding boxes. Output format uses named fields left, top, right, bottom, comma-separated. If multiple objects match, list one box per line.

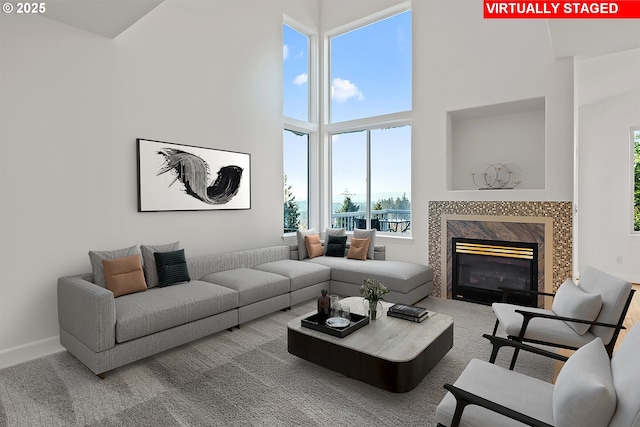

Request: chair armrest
left=497, top=286, right=555, bottom=303
left=57, top=275, right=116, bottom=352
left=483, top=334, right=569, bottom=365
left=514, top=309, right=626, bottom=340
left=443, top=383, right=554, bottom=427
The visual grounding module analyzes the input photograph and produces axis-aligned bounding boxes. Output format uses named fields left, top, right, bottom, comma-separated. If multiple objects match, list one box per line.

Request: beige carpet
left=0, top=297, right=555, bottom=426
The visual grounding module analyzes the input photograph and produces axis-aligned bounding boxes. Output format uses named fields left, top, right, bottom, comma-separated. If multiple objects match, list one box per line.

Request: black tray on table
left=301, top=312, right=369, bottom=338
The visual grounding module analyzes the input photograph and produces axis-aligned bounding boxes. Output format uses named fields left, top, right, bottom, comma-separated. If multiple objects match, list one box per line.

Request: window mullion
left=366, top=129, right=372, bottom=227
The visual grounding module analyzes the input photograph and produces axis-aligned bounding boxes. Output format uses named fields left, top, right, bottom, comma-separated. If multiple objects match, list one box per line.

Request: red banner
left=484, top=0, right=640, bottom=18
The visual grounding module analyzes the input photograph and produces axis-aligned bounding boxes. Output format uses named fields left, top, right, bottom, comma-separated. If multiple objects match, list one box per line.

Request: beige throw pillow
left=347, top=238, right=370, bottom=261
left=353, top=228, right=376, bottom=259
left=102, top=254, right=148, bottom=297
left=304, top=234, right=324, bottom=259
left=296, top=228, right=317, bottom=260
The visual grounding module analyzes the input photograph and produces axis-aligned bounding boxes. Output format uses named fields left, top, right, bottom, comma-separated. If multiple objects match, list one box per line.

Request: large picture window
left=331, top=125, right=411, bottom=233
left=283, top=7, right=411, bottom=236
left=328, top=9, right=412, bottom=234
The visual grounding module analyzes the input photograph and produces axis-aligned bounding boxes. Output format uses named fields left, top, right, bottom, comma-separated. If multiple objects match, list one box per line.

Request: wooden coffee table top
left=287, top=296, right=454, bottom=363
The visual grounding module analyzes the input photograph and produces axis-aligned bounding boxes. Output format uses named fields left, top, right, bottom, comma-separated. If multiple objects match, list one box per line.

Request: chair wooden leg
left=492, top=319, right=500, bottom=336
left=509, top=347, right=520, bottom=370
left=97, top=373, right=106, bottom=379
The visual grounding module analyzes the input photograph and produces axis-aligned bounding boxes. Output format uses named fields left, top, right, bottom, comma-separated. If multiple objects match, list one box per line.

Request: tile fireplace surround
left=428, top=201, right=573, bottom=304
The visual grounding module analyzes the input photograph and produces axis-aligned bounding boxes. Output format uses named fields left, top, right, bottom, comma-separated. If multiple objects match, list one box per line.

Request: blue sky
left=284, top=11, right=412, bottom=205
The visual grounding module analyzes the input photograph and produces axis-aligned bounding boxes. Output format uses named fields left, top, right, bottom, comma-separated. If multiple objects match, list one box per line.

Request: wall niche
left=447, top=97, right=546, bottom=191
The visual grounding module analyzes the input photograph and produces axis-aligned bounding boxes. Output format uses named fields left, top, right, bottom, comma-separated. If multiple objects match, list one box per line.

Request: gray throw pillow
left=324, top=228, right=346, bottom=254
left=88, top=245, right=139, bottom=288
left=296, top=228, right=317, bottom=260
left=141, top=241, right=180, bottom=288
left=553, top=337, right=616, bottom=427
left=353, top=228, right=376, bottom=259
left=552, top=279, right=603, bottom=335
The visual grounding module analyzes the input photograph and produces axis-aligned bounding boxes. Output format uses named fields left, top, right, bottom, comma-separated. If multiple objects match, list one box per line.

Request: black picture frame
left=137, top=138, right=251, bottom=212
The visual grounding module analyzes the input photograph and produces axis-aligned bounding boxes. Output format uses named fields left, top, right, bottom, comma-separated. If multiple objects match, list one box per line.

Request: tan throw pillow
left=347, top=238, right=370, bottom=261
left=304, top=234, right=323, bottom=259
left=102, top=254, right=147, bottom=297
left=354, top=228, right=376, bottom=259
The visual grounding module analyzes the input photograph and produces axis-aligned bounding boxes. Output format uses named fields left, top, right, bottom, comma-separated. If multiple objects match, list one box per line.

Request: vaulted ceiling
left=41, top=1, right=640, bottom=58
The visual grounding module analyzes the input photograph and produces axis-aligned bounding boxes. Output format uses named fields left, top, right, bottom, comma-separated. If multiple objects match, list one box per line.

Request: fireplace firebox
left=452, top=238, right=538, bottom=307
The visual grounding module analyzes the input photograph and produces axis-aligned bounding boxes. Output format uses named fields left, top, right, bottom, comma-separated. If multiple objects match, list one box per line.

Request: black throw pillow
left=154, top=249, right=190, bottom=287
left=325, top=235, right=347, bottom=257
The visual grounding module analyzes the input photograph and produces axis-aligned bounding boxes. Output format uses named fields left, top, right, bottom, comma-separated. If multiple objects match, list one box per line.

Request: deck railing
left=331, top=209, right=411, bottom=233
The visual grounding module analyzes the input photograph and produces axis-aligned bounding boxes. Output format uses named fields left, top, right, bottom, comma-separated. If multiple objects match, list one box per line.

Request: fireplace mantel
left=428, top=201, right=572, bottom=307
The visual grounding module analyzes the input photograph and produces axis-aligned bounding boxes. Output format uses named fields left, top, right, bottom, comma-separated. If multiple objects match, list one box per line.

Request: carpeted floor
left=0, top=297, right=555, bottom=426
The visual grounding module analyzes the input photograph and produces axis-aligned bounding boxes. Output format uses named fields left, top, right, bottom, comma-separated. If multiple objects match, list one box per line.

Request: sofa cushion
left=306, top=257, right=433, bottom=294
left=155, top=249, right=190, bottom=287
left=202, top=268, right=289, bottom=306
left=141, top=241, right=180, bottom=288
left=347, top=238, right=370, bottom=260
left=89, top=245, right=139, bottom=288
left=553, top=337, right=616, bottom=427
left=325, top=235, right=347, bottom=257
left=102, top=254, right=147, bottom=297
left=296, top=229, right=317, bottom=260
left=353, top=229, right=376, bottom=259
left=253, top=259, right=331, bottom=292
left=552, top=279, right=602, bottom=335
left=113, top=280, right=238, bottom=343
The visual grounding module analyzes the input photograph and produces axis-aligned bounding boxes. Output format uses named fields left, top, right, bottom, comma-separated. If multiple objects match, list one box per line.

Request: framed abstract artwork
left=137, top=139, right=251, bottom=212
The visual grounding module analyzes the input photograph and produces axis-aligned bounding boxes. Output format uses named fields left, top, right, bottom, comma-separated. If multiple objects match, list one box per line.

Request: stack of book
left=387, top=303, right=429, bottom=323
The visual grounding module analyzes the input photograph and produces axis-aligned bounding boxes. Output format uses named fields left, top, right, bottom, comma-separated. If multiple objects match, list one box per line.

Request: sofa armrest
left=57, top=275, right=116, bottom=352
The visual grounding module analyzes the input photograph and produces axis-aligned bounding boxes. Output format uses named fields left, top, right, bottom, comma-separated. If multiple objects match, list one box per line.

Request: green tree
left=284, top=174, right=300, bottom=232
left=337, top=195, right=360, bottom=213
left=634, top=131, right=640, bottom=231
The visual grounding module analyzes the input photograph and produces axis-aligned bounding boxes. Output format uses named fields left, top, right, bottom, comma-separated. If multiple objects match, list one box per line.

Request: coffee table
left=287, top=297, right=453, bottom=392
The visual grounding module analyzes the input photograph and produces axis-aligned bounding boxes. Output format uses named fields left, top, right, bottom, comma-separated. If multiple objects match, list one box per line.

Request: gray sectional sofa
left=58, top=244, right=433, bottom=377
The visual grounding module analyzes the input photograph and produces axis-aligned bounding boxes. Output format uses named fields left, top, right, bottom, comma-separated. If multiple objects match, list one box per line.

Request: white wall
left=0, top=0, right=318, bottom=367
left=0, top=0, right=575, bottom=368
left=321, top=0, right=574, bottom=266
left=576, top=49, right=640, bottom=283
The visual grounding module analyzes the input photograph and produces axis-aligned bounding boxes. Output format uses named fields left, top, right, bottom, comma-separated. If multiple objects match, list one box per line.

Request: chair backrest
left=608, top=322, right=640, bottom=427
left=578, top=266, right=632, bottom=344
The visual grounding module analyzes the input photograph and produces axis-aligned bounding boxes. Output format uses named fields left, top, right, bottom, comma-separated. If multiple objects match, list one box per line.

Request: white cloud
left=331, top=78, right=364, bottom=103
left=293, top=73, right=308, bottom=85
left=283, top=44, right=290, bottom=60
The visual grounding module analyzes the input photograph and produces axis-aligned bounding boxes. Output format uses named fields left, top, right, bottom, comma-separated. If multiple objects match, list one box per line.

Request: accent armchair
left=436, top=321, right=640, bottom=427
left=491, top=266, right=634, bottom=369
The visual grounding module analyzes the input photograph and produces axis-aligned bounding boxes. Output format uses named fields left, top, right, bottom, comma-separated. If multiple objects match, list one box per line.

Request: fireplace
left=452, top=238, right=538, bottom=306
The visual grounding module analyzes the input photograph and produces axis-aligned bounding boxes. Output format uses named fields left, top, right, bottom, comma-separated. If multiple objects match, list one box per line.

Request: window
left=283, top=22, right=314, bottom=233
left=283, top=24, right=309, bottom=122
left=284, top=129, right=309, bottom=232
left=633, top=128, right=640, bottom=231
left=330, top=11, right=412, bottom=124
left=328, top=9, right=412, bottom=234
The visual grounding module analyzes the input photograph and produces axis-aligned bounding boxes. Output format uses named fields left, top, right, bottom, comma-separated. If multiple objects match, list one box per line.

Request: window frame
left=631, top=127, right=640, bottom=234
left=283, top=17, right=319, bottom=235
left=324, top=4, right=412, bottom=236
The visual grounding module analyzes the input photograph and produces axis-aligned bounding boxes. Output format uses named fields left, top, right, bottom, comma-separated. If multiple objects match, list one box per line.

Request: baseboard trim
left=0, top=336, right=65, bottom=370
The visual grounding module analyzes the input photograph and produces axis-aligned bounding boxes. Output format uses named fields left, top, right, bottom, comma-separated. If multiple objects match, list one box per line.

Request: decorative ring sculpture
left=471, top=163, right=521, bottom=189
